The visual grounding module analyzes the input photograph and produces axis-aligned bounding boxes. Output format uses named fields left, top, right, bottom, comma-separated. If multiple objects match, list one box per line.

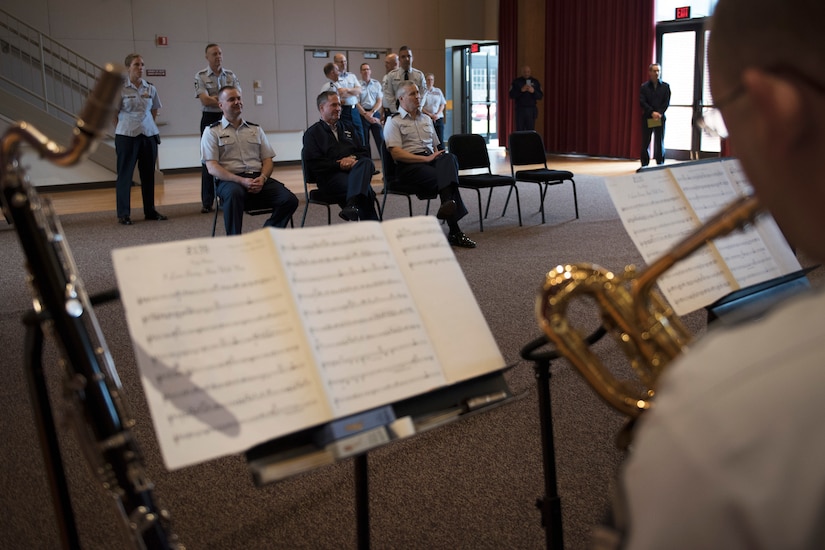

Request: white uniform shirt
left=200, top=118, right=274, bottom=174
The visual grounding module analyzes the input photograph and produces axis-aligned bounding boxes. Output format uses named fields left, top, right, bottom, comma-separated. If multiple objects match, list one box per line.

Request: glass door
left=459, top=44, right=499, bottom=145
left=657, top=18, right=720, bottom=160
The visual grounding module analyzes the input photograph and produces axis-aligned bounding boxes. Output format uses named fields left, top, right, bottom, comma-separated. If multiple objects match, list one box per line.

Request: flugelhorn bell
left=536, top=195, right=762, bottom=425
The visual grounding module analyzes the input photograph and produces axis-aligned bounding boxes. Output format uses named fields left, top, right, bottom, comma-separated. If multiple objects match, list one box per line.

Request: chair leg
left=300, top=202, right=310, bottom=227
left=512, top=185, right=523, bottom=227
left=502, top=186, right=513, bottom=217
left=381, top=191, right=389, bottom=219
left=472, top=188, right=484, bottom=232
left=407, top=195, right=413, bottom=217
left=484, top=188, right=495, bottom=219
left=538, top=183, right=546, bottom=224
left=424, top=199, right=431, bottom=216
left=211, top=197, right=220, bottom=237
left=374, top=196, right=383, bottom=221
left=325, top=204, right=331, bottom=225
left=571, top=180, right=579, bottom=219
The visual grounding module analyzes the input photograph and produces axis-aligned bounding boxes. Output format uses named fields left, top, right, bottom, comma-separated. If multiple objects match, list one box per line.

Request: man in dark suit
left=509, top=65, right=543, bottom=131
left=639, top=63, right=672, bottom=167
left=303, top=91, right=380, bottom=221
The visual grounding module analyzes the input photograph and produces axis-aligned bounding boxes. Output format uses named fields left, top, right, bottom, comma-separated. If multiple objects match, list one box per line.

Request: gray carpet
left=0, top=176, right=805, bottom=549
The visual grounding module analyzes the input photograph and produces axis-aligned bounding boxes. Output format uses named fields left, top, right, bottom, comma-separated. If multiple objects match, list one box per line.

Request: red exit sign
left=675, top=6, right=691, bottom=19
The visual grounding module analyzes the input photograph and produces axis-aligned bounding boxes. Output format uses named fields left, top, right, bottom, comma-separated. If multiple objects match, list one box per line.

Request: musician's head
left=709, top=0, right=825, bottom=260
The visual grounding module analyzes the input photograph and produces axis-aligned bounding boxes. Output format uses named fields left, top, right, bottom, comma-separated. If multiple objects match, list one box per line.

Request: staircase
left=0, top=8, right=116, bottom=173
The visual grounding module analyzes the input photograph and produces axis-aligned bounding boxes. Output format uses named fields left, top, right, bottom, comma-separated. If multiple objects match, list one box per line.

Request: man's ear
left=742, top=68, right=806, bottom=152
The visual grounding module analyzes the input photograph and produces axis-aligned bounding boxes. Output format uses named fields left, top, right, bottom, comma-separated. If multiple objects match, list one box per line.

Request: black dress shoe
left=447, top=232, right=477, bottom=248
left=201, top=206, right=213, bottom=214
left=145, top=211, right=168, bottom=221
left=436, top=200, right=457, bottom=220
left=117, top=216, right=132, bottom=225
left=339, top=205, right=360, bottom=221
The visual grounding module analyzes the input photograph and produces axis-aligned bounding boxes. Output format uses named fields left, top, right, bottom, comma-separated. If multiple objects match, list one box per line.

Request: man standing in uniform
left=383, top=46, right=427, bottom=115
left=639, top=63, right=671, bottom=167
left=201, top=86, right=298, bottom=236
left=332, top=54, right=364, bottom=142
left=509, top=65, right=543, bottom=131
left=357, top=62, right=384, bottom=152
left=194, top=43, right=242, bottom=213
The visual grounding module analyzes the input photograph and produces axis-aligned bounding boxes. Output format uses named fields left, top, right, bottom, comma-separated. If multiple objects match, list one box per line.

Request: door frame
left=656, top=18, right=717, bottom=160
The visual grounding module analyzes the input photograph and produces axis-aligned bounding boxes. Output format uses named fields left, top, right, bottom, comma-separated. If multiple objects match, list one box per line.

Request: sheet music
left=272, top=220, right=446, bottom=418
left=113, top=216, right=506, bottom=470
left=605, top=160, right=800, bottom=315
left=669, top=161, right=785, bottom=288
left=381, top=217, right=505, bottom=383
left=113, top=231, right=330, bottom=470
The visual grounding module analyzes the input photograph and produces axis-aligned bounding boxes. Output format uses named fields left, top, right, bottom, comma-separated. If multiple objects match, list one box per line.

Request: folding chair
left=448, top=133, right=522, bottom=232
left=379, top=141, right=435, bottom=218
left=505, top=131, right=578, bottom=224
left=300, top=151, right=344, bottom=227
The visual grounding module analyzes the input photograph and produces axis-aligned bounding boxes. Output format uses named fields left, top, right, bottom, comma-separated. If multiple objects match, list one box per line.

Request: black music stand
left=244, top=369, right=514, bottom=550
left=520, top=267, right=816, bottom=550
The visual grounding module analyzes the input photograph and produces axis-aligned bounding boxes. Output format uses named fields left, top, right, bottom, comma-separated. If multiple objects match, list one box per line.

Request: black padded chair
left=300, top=150, right=344, bottom=227
left=379, top=141, right=435, bottom=218
left=211, top=177, right=292, bottom=236
left=505, top=131, right=578, bottom=224
left=448, top=133, right=522, bottom=232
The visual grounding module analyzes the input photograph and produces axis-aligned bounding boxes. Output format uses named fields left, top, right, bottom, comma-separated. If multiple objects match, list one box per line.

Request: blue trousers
left=217, top=175, right=298, bottom=235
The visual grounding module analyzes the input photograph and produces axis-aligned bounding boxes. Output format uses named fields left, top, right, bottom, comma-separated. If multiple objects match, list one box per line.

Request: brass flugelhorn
left=536, top=194, right=761, bottom=422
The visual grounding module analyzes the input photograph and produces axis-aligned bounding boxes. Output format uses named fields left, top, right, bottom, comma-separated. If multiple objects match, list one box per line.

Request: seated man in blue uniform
left=302, top=90, right=380, bottom=221
left=201, top=86, right=298, bottom=235
left=383, top=81, right=476, bottom=248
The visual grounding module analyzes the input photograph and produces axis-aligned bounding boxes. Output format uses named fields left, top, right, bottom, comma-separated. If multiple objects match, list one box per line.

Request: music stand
left=244, top=369, right=515, bottom=550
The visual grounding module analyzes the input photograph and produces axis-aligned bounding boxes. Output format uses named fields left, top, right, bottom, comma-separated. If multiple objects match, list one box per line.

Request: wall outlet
left=255, top=95, right=263, bottom=105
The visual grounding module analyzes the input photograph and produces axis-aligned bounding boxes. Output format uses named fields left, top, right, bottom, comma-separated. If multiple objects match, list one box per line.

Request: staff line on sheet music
left=295, top=276, right=401, bottom=300
left=320, top=339, right=430, bottom=369
left=141, top=293, right=282, bottom=324
left=332, top=368, right=437, bottom=406
left=292, top=263, right=396, bottom=284
left=301, top=292, right=409, bottom=316
left=154, top=344, right=302, bottom=385
left=145, top=310, right=288, bottom=344
left=136, top=276, right=279, bottom=306
left=171, top=397, right=320, bottom=445
left=165, top=376, right=314, bottom=425
left=307, top=306, right=416, bottom=334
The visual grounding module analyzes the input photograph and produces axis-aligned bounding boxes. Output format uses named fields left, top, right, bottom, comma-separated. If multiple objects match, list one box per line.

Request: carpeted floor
left=0, top=176, right=817, bottom=549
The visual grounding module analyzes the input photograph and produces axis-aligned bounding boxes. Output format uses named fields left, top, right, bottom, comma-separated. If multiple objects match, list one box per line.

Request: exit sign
left=675, top=6, right=691, bottom=19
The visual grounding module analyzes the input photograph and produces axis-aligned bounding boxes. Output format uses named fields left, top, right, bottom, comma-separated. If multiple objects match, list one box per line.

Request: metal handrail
left=0, top=8, right=106, bottom=126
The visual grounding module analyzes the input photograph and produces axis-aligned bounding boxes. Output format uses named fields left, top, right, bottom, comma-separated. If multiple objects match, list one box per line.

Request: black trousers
left=318, top=158, right=380, bottom=221
left=641, top=120, right=666, bottom=166
left=115, top=133, right=158, bottom=218
left=396, top=153, right=468, bottom=223
left=200, top=111, right=223, bottom=207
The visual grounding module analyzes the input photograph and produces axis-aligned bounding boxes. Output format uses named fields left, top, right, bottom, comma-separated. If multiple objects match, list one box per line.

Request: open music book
left=112, top=216, right=505, bottom=470
left=605, top=159, right=801, bottom=316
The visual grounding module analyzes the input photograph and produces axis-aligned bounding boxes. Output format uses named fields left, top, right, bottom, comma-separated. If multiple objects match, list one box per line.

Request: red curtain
left=497, top=0, right=518, bottom=144
left=543, top=0, right=654, bottom=158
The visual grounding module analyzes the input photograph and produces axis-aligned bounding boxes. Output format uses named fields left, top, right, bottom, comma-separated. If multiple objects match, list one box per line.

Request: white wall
left=2, top=0, right=497, bottom=183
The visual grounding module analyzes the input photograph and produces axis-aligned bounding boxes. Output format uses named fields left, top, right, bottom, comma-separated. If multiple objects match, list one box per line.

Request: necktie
left=404, top=70, right=408, bottom=81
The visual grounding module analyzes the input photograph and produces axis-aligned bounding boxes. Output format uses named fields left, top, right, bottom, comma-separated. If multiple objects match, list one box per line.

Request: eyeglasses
left=696, top=83, right=745, bottom=139
left=696, top=65, right=825, bottom=139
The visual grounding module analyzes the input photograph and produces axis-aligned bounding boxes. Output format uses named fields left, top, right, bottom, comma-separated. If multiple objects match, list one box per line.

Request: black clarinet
left=0, top=65, right=181, bottom=549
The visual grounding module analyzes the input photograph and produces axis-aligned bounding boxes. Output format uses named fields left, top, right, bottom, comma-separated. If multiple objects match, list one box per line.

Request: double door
left=657, top=19, right=722, bottom=160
